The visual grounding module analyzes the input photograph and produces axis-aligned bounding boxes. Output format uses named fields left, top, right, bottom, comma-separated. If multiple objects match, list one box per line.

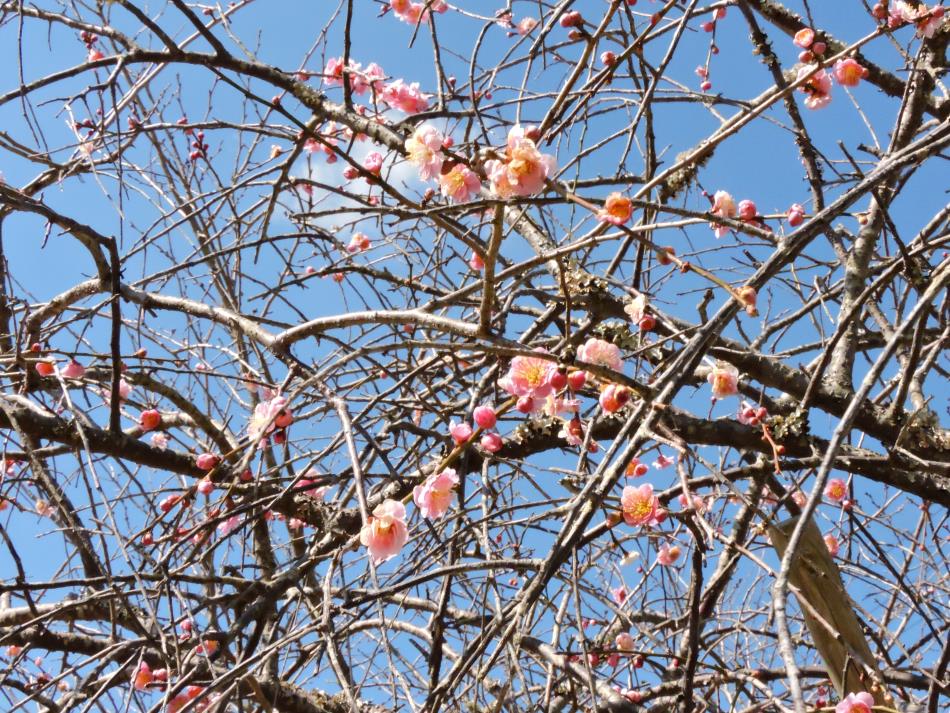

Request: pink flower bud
left=473, top=405, right=497, bottom=430
left=61, top=360, right=85, bottom=379
left=139, top=409, right=162, bottom=432
left=480, top=432, right=503, bottom=453
left=469, top=251, right=485, bottom=271
left=737, top=199, right=757, bottom=222
left=197, top=478, right=214, bottom=496
left=195, top=452, right=220, bottom=471
left=547, top=369, right=568, bottom=391
left=516, top=396, right=535, bottom=413
left=449, top=420, right=473, bottom=445
left=567, top=370, right=586, bottom=390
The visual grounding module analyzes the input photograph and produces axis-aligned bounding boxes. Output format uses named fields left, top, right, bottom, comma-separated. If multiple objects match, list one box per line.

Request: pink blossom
left=150, top=432, right=169, bottom=450
left=559, top=416, right=584, bottom=446
left=737, top=199, right=757, bottom=222
left=797, top=67, right=833, bottom=110
left=835, top=691, right=874, bottom=713
left=347, top=233, right=371, bottom=253
left=611, top=586, right=627, bottom=604
left=598, top=192, right=634, bottom=225
left=793, top=28, right=815, bottom=48
left=439, top=163, right=481, bottom=202
left=133, top=662, right=153, bottom=691
left=468, top=250, right=485, bottom=271
left=599, top=384, right=631, bottom=413
left=657, top=543, right=681, bottom=566
left=359, top=62, right=387, bottom=94
left=363, top=151, right=384, bottom=175
left=405, top=124, right=445, bottom=180
left=678, top=493, right=707, bottom=513
left=787, top=203, right=806, bottom=226
left=577, top=337, right=623, bottom=372
left=480, top=432, right=503, bottom=453
left=621, top=483, right=662, bottom=527
left=500, top=352, right=555, bottom=400
left=709, top=190, right=737, bottom=238
left=381, top=79, right=431, bottom=113
left=413, top=468, right=459, bottom=519
left=834, top=58, right=868, bottom=87
left=517, top=17, right=538, bottom=35
left=625, top=458, right=649, bottom=478
left=195, top=452, right=220, bottom=471
left=449, top=420, right=473, bottom=445
left=61, top=360, right=85, bottom=379
left=624, top=294, right=648, bottom=324
left=738, top=401, right=768, bottom=426
left=824, top=534, right=840, bottom=557
left=737, top=285, right=758, bottom=316
left=197, top=478, right=214, bottom=496
left=247, top=395, right=292, bottom=440
left=217, top=515, right=241, bottom=537
left=360, top=499, right=409, bottom=563
left=615, top=631, right=635, bottom=651
left=87, top=48, right=104, bottom=62
left=485, top=125, right=556, bottom=198
left=652, top=453, right=674, bottom=469
left=35, top=498, right=53, bottom=517
left=707, top=362, right=739, bottom=399
left=324, top=57, right=363, bottom=93
left=824, top=478, right=847, bottom=502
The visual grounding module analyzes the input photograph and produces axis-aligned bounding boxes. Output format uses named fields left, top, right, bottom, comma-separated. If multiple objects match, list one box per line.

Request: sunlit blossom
left=709, top=190, right=737, bottom=238
left=657, top=543, right=681, bottom=566
left=413, top=468, right=459, bottom=519
left=360, top=499, right=409, bottom=563
left=621, top=483, right=663, bottom=527
left=707, top=362, right=739, bottom=399
left=500, top=352, right=555, bottom=400
left=485, top=125, right=555, bottom=198
left=381, top=79, right=430, bottom=113
left=824, top=478, right=847, bottom=502
left=597, top=192, right=634, bottom=225
left=834, top=58, right=868, bottom=87
left=797, top=66, right=832, bottom=110
left=405, top=124, right=445, bottom=180
left=577, top=337, right=623, bottom=372
left=439, top=163, right=481, bottom=202
left=835, top=691, right=874, bottom=713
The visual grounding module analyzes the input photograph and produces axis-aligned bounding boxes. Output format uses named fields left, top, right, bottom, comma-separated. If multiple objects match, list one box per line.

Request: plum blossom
left=797, top=67, right=833, bottom=110
left=787, top=203, right=806, bottom=226
left=824, top=533, right=840, bottom=556
left=709, top=190, right=737, bottom=237
left=517, top=17, right=538, bottom=35
left=737, top=285, right=758, bottom=316
left=381, top=79, right=430, bottom=113
left=598, top=192, right=634, bottom=225
left=793, top=28, right=815, bottom=48
left=247, top=395, right=293, bottom=440
left=480, top=432, right=503, bottom=453
left=625, top=458, right=649, bottom=478
left=824, top=478, right=847, bottom=502
left=621, top=484, right=663, bottom=527
left=624, top=294, right=648, bottom=323
left=150, top=432, right=169, bottom=450
left=738, top=401, right=768, bottom=426
left=390, top=0, right=447, bottom=24
left=657, top=543, right=681, bottom=566
left=652, top=453, right=674, bottom=469
left=405, top=124, right=445, bottom=180
left=834, top=58, right=868, bottom=87
left=485, top=125, right=556, bottom=198
left=610, top=586, right=627, bottom=604
left=413, top=468, right=459, bottom=519
left=559, top=416, right=585, bottom=447
left=360, top=499, right=409, bottom=563
left=599, top=384, right=631, bottom=413
left=473, top=404, right=497, bottom=429
left=439, top=163, right=481, bottom=202
left=835, top=691, right=874, bottom=713
left=61, top=360, right=85, bottom=379
left=347, top=233, right=371, bottom=253
left=577, top=337, right=623, bottom=372
left=449, top=420, right=474, bottom=445
left=615, top=631, right=635, bottom=651
left=500, top=352, right=555, bottom=400
left=217, top=515, right=242, bottom=537
left=363, top=151, right=384, bottom=175
left=707, top=362, right=739, bottom=399
left=324, top=57, right=364, bottom=93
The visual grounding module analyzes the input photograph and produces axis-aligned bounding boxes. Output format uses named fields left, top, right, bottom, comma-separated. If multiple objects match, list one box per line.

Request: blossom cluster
left=323, top=57, right=430, bottom=113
